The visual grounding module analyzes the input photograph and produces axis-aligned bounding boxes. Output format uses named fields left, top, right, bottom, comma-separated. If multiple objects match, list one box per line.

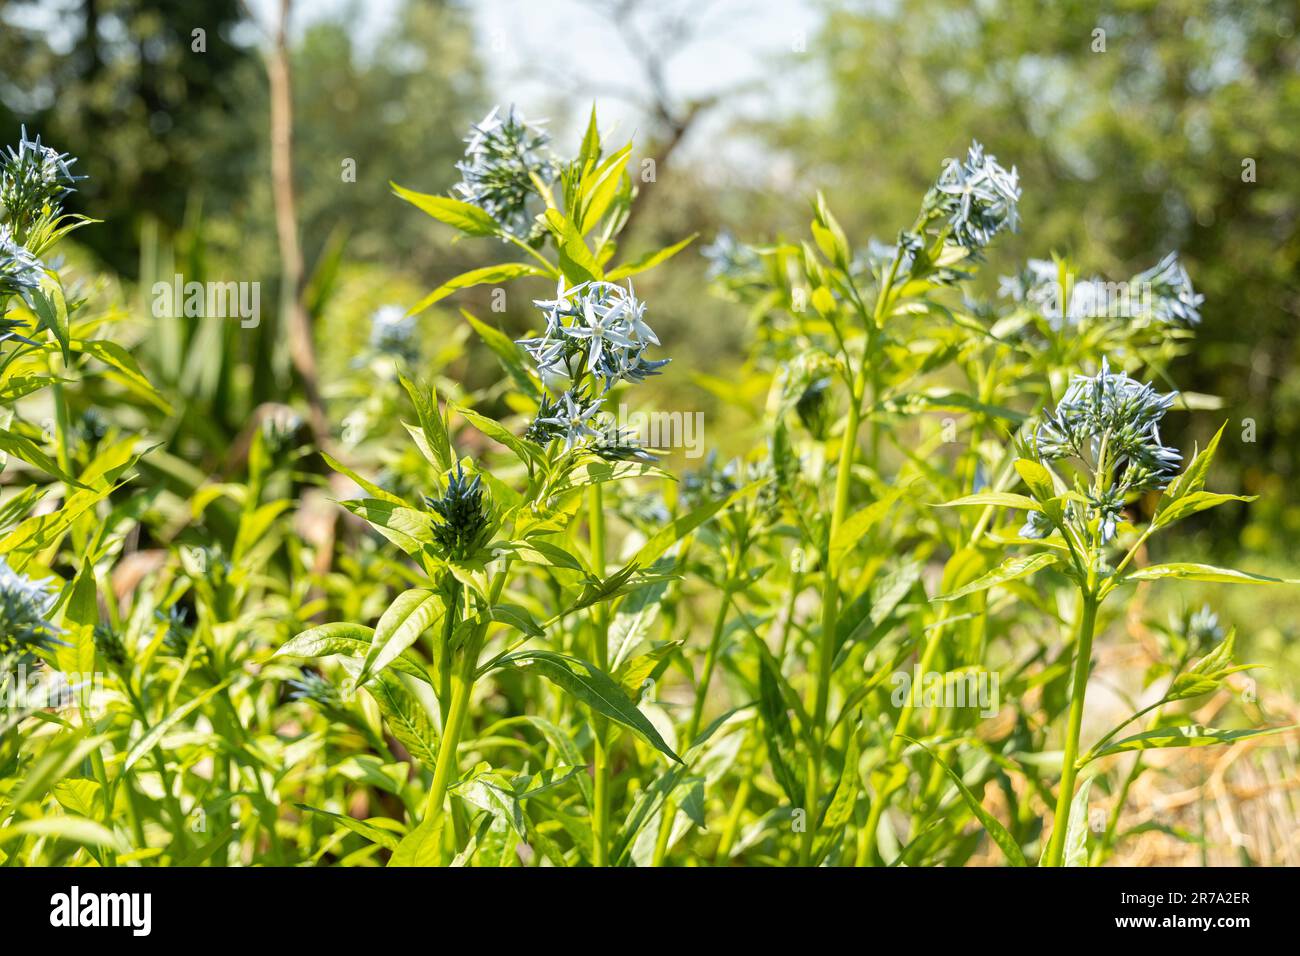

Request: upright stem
left=422, top=648, right=475, bottom=845
left=855, top=609, right=947, bottom=866
left=437, top=582, right=460, bottom=724
left=653, top=582, right=734, bottom=866
left=800, top=382, right=864, bottom=865
left=589, top=483, right=611, bottom=866
left=1044, top=593, right=1098, bottom=867
left=687, top=580, right=735, bottom=744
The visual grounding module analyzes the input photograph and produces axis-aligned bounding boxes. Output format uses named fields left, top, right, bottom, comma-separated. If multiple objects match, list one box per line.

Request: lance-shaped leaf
left=935, top=491, right=1041, bottom=511
left=296, top=804, right=402, bottom=851
left=276, top=622, right=432, bottom=686
left=399, top=375, right=453, bottom=471
left=933, top=552, right=1058, bottom=602
left=900, top=735, right=1027, bottom=866
left=450, top=401, right=544, bottom=468
left=1166, top=629, right=1255, bottom=701
left=544, top=208, right=601, bottom=282
left=1122, top=563, right=1298, bottom=586
left=489, top=650, right=680, bottom=762
left=341, top=498, right=437, bottom=556
left=388, top=807, right=445, bottom=867
left=1151, top=490, right=1255, bottom=529
left=1082, top=724, right=1293, bottom=764
left=829, top=487, right=908, bottom=569
left=606, top=234, right=698, bottom=280
left=1155, top=423, right=1225, bottom=512
left=125, top=677, right=235, bottom=771
left=461, top=310, right=539, bottom=399
left=408, top=262, right=550, bottom=315
left=1063, top=775, right=1094, bottom=868
left=1014, top=458, right=1056, bottom=502
left=391, top=182, right=499, bottom=236
left=357, top=589, right=443, bottom=686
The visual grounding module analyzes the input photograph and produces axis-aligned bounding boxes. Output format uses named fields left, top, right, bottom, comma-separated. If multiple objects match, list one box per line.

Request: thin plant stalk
left=589, top=482, right=612, bottom=866
left=1044, top=593, right=1098, bottom=866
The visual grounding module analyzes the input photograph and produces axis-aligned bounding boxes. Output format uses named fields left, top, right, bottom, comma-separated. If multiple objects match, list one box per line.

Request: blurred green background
left=1, top=0, right=1296, bottom=561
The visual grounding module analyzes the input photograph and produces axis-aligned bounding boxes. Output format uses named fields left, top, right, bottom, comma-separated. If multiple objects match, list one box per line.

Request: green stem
left=422, top=649, right=475, bottom=840
left=589, top=483, right=611, bottom=866
left=1044, top=593, right=1099, bottom=867
left=653, top=581, right=734, bottom=866
left=855, top=610, right=949, bottom=866
left=437, top=581, right=461, bottom=724
left=687, top=581, right=735, bottom=744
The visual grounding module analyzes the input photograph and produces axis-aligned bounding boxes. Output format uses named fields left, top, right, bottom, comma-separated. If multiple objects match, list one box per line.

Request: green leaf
left=389, top=808, right=445, bottom=867
left=1157, top=423, right=1225, bottom=511
left=408, top=263, right=549, bottom=315
left=575, top=143, right=632, bottom=234
left=1063, top=775, right=1093, bottom=867
left=399, top=375, right=454, bottom=471
left=296, top=804, right=401, bottom=851
left=628, top=481, right=761, bottom=570
left=276, top=622, right=432, bottom=685
left=614, top=641, right=681, bottom=699
left=125, top=677, right=235, bottom=771
left=461, top=310, right=539, bottom=398
left=321, top=452, right=409, bottom=507
left=490, top=650, right=680, bottom=762
left=75, top=340, right=172, bottom=413
left=341, top=499, right=436, bottom=556
left=900, top=736, right=1027, bottom=866
left=1167, top=629, right=1254, bottom=701
left=1014, top=458, right=1056, bottom=502
left=544, top=208, right=601, bottom=282
left=606, top=234, right=698, bottom=280
left=829, top=488, right=908, bottom=568
left=392, top=182, right=499, bottom=236
left=30, top=285, right=70, bottom=362
left=936, top=491, right=1041, bottom=511
left=484, top=603, right=545, bottom=638
left=450, top=402, right=542, bottom=468
left=813, top=716, right=861, bottom=864
left=933, top=552, right=1058, bottom=602
left=364, top=671, right=439, bottom=770
left=54, top=558, right=97, bottom=686
left=359, top=589, right=443, bottom=685
left=1083, top=724, right=1293, bottom=763
left=1123, top=563, right=1297, bottom=586
left=0, top=816, right=122, bottom=851
left=577, top=105, right=602, bottom=169
left=1151, top=491, right=1255, bottom=529
left=0, top=428, right=83, bottom=486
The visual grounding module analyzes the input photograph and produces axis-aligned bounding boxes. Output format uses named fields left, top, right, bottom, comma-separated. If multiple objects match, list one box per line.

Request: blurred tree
left=756, top=0, right=1300, bottom=551
left=0, top=0, right=259, bottom=273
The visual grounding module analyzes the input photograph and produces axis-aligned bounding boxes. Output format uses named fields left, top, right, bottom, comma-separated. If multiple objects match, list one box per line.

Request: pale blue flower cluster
left=1133, top=252, right=1204, bottom=325
left=932, top=141, right=1020, bottom=252
left=453, top=105, right=560, bottom=242
left=518, top=280, right=668, bottom=457
left=367, top=303, right=418, bottom=360
left=0, top=125, right=83, bottom=230
left=0, top=556, right=62, bottom=666
left=1000, top=252, right=1203, bottom=328
left=1024, top=358, right=1181, bottom=542
left=702, top=230, right=762, bottom=281
left=0, top=222, right=44, bottom=305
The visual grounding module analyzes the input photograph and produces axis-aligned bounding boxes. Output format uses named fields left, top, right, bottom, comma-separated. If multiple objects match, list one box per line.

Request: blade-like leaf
left=900, top=735, right=1027, bottom=866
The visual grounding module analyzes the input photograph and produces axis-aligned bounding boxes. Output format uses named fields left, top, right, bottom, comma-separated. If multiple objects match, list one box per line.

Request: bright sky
left=244, top=0, right=825, bottom=160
